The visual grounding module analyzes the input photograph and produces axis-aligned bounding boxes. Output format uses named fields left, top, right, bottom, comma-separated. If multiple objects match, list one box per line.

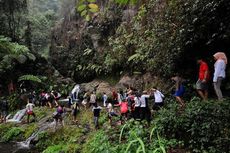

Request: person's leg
left=27, top=114, right=30, bottom=123
left=176, top=96, right=184, bottom=107
left=197, top=90, right=205, bottom=100
left=204, top=90, right=208, bottom=100
left=33, top=113, right=36, bottom=122
left=214, top=77, right=223, bottom=101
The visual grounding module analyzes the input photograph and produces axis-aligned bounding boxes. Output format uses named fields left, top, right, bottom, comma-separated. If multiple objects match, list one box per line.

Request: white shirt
left=117, top=93, right=122, bottom=102
left=26, top=103, right=35, bottom=112
left=134, top=97, right=141, bottom=107
left=140, top=94, right=150, bottom=107
left=107, top=103, right=114, bottom=113
left=153, top=90, right=164, bottom=103
left=90, top=94, right=96, bottom=103
left=103, top=94, right=108, bottom=103
left=213, top=59, right=226, bottom=82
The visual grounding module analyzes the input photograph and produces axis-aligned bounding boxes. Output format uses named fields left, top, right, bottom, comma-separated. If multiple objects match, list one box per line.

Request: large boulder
left=96, top=82, right=112, bottom=96
left=81, top=80, right=113, bottom=95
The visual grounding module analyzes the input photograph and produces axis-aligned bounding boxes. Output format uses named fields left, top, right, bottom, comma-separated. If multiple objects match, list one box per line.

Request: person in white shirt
left=107, top=102, right=118, bottom=125
left=103, top=92, right=108, bottom=107
left=26, top=100, right=36, bottom=123
left=213, top=52, right=227, bottom=101
left=89, top=91, right=96, bottom=107
left=133, top=92, right=141, bottom=119
left=140, top=91, right=151, bottom=124
left=151, top=88, right=164, bottom=111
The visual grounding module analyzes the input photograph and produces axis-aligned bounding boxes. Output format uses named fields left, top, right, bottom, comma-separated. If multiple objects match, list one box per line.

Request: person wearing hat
left=213, top=52, right=227, bottom=101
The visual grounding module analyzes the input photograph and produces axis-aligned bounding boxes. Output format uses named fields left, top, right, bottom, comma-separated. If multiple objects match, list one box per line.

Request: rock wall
left=49, top=1, right=138, bottom=82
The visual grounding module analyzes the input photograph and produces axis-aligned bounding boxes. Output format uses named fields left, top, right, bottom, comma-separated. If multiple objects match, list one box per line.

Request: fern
left=18, top=74, right=42, bottom=83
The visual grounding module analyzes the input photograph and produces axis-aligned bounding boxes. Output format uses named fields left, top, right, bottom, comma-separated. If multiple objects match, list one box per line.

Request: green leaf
left=85, top=14, right=90, bottom=21
left=77, top=4, right=87, bottom=12
left=88, top=3, right=99, bottom=9
left=87, top=0, right=96, bottom=2
left=18, top=75, right=42, bottom=83
left=81, top=10, right=87, bottom=16
left=89, top=8, right=99, bottom=13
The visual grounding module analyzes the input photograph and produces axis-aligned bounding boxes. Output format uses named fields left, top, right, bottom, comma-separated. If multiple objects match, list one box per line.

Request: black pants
left=140, top=107, right=151, bottom=123
left=152, top=102, right=164, bottom=111
left=134, top=107, right=141, bottom=119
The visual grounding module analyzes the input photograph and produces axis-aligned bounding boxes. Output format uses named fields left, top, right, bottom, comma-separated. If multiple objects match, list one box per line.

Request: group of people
left=0, top=52, right=227, bottom=129
left=81, top=87, right=165, bottom=128
left=170, top=52, right=227, bottom=108
left=196, top=52, right=227, bottom=101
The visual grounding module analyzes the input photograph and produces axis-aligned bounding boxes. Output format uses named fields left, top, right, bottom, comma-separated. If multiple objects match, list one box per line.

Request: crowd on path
left=0, top=52, right=228, bottom=129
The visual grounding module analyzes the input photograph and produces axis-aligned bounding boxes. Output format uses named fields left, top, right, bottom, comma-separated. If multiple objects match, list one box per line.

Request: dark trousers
left=140, top=107, right=151, bottom=124
left=134, top=107, right=141, bottom=119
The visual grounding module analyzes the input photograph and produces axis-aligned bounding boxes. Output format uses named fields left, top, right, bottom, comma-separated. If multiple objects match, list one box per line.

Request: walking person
left=196, top=58, right=210, bottom=101
left=89, top=91, right=96, bottom=107
left=115, top=99, right=129, bottom=124
left=133, top=92, right=141, bottom=120
left=140, top=91, right=151, bottom=124
left=107, top=102, right=118, bottom=125
left=213, top=52, right=227, bottom=101
left=171, top=75, right=185, bottom=107
left=102, top=92, right=108, bottom=107
left=26, top=100, right=36, bottom=123
left=53, top=104, right=65, bottom=131
left=92, top=103, right=102, bottom=129
left=151, top=87, right=164, bottom=111
left=0, top=97, right=8, bottom=123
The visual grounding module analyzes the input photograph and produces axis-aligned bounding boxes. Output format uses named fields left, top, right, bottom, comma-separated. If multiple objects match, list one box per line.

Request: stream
left=0, top=142, right=38, bottom=153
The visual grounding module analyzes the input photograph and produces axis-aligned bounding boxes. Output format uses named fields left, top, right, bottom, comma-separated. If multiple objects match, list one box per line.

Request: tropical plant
left=18, top=74, right=42, bottom=83
left=0, top=35, right=35, bottom=73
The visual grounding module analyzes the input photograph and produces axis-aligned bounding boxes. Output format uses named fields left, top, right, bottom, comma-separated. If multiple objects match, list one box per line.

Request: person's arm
left=114, top=102, right=121, bottom=107
left=213, top=61, right=223, bottom=82
left=159, top=91, right=164, bottom=98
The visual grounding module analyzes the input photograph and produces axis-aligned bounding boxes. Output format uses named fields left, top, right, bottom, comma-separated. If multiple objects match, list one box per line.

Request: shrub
left=155, top=100, right=230, bottom=153
left=2, top=127, right=24, bottom=142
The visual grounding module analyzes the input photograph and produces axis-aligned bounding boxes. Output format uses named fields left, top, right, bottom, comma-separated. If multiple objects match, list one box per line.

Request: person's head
left=151, top=87, right=157, bottom=92
left=197, top=58, right=204, bottom=64
left=213, top=52, right=227, bottom=64
left=142, top=90, right=148, bottom=94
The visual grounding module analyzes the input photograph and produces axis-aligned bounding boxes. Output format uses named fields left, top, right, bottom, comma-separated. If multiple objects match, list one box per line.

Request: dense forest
left=0, top=0, right=230, bottom=153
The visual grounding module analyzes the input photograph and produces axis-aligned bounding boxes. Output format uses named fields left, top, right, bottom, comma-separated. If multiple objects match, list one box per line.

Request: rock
left=81, top=80, right=102, bottom=92
left=80, top=80, right=113, bottom=95
left=96, top=82, right=112, bottom=96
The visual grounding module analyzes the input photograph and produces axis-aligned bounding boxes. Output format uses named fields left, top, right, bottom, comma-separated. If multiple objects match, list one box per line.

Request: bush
left=2, top=127, right=24, bottom=142
left=155, top=100, right=230, bottom=153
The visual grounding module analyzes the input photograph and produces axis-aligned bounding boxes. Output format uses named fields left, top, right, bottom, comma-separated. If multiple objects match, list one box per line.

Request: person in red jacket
left=196, top=58, right=210, bottom=101
left=115, top=99, right=128, bottom=124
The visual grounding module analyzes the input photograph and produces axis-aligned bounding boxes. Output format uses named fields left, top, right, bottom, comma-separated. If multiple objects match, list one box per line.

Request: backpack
left=57, top=106, right=63, bottom=114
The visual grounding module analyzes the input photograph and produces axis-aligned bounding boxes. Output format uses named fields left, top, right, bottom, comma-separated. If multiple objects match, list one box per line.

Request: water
left=7, top=109, right=26, bottom=123
left=18, top=121, right=55, bottom=148
left=0, top=142, right=37, bottom=153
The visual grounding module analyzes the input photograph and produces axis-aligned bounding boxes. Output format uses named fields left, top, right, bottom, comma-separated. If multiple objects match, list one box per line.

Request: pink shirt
left=117, top=102, right=128, bottom=113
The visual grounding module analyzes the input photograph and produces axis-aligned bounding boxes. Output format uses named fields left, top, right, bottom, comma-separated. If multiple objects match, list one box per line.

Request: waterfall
left=7, top=109, right=26, bottom=123
left=18, top=121, right=56, bottom=148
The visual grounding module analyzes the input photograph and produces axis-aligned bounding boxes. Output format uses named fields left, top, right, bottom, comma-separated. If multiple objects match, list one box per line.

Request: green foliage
left=0, top=35, right=34, bottom=73
left=76, top=0, right=99, bottom=21
left=155, top=100, right=230, bottom=153
left=24, top=123, right=38, bottom=139
left=27, top=0, right=61, bottom=55
left=18, top=74, right=42, bottom=83
left=2, top=127, right=24, bottom=142
left=82, top=130, right=113, bottom=153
